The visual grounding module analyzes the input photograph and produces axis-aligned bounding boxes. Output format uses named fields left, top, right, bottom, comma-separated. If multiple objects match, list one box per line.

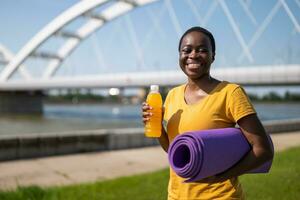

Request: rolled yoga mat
left=168, top=128, right=273, bottom=182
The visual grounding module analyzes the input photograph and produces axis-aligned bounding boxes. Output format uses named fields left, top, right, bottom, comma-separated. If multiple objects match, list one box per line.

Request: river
left=0, top=102, right=300, bottom=136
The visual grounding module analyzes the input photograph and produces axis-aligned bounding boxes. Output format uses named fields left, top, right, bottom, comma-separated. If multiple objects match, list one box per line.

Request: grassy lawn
left=0, top=146, right=299, bottom=200
left=241, top=146, right=300, bottom=200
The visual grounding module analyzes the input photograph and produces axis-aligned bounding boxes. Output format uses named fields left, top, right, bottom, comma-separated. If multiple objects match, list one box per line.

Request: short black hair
left=178, top=26, right=215, bottom=54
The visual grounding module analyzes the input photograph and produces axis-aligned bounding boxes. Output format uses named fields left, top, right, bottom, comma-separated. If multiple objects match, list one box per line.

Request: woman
left=142, top=26, right=273, bottom=200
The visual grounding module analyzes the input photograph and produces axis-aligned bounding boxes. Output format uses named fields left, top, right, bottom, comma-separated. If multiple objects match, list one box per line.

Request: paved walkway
left=0, top=131, right=300, bottom=190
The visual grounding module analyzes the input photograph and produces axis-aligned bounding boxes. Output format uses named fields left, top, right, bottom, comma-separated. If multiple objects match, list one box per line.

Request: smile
left=186, top=63, right=202, bottom=69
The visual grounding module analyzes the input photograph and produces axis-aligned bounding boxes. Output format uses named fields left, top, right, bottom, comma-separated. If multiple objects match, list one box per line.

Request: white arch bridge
left=0, top=0, right=300, bottom=90
left=0, top=0, right=300, bottom=113
left=0, top=65, right=299, bottom=91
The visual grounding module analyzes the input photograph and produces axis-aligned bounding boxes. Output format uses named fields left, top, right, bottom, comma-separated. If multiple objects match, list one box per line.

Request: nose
left=189, top=50, right=199, bottom=58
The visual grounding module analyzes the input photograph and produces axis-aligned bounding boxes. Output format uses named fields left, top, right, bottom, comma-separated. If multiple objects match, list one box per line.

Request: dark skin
left=142, top=103, right=169, bottom=152
left=142, top=31, right=274, bottom=182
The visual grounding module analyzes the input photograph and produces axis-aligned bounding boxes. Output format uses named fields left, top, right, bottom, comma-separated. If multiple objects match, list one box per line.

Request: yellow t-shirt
left=163, top=81, right=256, bottom=200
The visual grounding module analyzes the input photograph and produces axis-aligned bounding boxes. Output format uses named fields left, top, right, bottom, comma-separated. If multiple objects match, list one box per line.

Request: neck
left=187, top=74, right=214, bottom=91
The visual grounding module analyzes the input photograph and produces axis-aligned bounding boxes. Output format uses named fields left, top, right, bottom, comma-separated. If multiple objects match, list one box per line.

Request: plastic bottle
left=145, top=85, right=162, bottom=137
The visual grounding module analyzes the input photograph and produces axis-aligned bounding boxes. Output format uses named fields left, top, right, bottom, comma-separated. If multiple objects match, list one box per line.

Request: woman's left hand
left=195, top=174, right=229, bottom=183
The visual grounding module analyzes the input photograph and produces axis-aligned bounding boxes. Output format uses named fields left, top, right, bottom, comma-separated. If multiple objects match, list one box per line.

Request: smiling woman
left=178, top=27, right=218, bottom=104
left=178, top=27, right=215, bottom=82
left=142, top=26, right=274, bottom=200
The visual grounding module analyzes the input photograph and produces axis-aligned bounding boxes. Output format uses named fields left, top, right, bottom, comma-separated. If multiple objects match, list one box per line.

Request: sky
left=0, top=0, right=299, bottom=95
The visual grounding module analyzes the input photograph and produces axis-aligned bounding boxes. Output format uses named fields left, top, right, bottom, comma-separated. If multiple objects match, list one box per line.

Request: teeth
left=187, top=63, right=201, bottom=68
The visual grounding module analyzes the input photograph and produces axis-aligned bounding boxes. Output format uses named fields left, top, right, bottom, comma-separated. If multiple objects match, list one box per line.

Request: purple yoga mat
left=168, top=128, right=273, bottom=182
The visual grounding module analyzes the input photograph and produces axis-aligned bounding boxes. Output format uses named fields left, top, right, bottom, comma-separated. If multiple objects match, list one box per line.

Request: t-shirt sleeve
left=163, top=89, right=172, bottom=121
left=227, top=86, right=256, bottom=123
left=163, top=91, right=170, bottom=109
left=163, top=90, right=172, bottom=132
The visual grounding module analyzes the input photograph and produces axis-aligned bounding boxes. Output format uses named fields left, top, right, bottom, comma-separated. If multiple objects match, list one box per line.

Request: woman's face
left=179, top=31, right=215, bottom=80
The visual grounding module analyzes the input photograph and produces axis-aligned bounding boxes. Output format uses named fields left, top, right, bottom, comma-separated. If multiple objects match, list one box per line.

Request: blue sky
left=0, top=0, right=299, bottom=94
left=0, top=1, right=76, bottom=52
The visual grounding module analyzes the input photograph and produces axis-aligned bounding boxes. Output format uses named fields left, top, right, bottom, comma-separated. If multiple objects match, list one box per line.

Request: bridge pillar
left=0, top=91, right=44, bottom=114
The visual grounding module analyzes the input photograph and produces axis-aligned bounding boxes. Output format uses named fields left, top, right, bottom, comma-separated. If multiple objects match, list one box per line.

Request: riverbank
left=1, top=118, right=300, bottom=161
left=0, top=131, right=300, bottom=190
left=1, top=102, right=300, bottom=136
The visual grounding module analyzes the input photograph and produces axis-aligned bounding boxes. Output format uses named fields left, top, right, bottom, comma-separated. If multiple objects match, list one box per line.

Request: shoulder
left=164, top=84, right=185, bottom=105
left=167, top=84, right=185, bottom=97
left=222, top=81, right=240, bottom=91
left=221, top=81, right=245, bottom=96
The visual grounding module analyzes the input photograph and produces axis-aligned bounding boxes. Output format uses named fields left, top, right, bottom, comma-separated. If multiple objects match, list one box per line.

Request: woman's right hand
left=142, top=102, right=152, bottom=125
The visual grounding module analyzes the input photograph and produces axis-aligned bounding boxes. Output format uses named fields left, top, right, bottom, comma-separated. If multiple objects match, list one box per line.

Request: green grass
left=0, top=169, right=169, bottom=200
left=1, top=146, right=300, bottom=200
left=240, top=146, right=300, bottom=200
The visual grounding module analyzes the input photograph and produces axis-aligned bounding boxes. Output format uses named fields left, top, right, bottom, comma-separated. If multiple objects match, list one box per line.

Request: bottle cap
left=150, top=85, right=159, bottom=92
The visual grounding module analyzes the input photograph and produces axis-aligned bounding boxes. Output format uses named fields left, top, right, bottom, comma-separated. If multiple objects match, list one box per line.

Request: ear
left=212, top=53, right=215, bottom=63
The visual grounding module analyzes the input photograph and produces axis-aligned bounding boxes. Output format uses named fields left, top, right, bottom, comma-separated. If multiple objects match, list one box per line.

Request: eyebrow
left=181, top=44, right=208, bottom=48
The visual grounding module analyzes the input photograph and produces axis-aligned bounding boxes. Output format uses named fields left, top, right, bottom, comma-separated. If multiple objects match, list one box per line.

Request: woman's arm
left=214, top=114, right=274, bottom=181
left=158, top=126, right=169, bottom=153
left=142, top=102, right=169, bottom=153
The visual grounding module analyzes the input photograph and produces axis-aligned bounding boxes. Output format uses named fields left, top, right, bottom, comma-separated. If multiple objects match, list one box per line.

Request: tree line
left=45, top=90, right=300, bottom=104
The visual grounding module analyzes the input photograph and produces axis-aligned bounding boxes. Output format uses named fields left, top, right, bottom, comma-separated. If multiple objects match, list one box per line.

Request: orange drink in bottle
left=145, top=85, right=162, bottom=137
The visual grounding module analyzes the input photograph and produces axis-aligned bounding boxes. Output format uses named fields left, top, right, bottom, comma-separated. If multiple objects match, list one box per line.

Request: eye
left=197, top=48, right=208, bottom=53
left=181, top=47, right=192, bottom=54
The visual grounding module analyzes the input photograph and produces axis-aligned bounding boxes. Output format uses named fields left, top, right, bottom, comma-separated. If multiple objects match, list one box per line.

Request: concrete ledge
left=0, top=91, right=43, bottom=114
left=0, top=128, right=158, bottom=161
left=0, top=138, right=18, bottom=160
left=0, top=119, right=299, bottom=161
left=264, top=118, right=300, bottom=134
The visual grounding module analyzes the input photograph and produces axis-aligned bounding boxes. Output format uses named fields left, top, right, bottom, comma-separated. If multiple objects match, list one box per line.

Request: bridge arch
left=0, top=43, right=32, bottom=80
left=0, top=43, right=13, bottom=67
left=0, top=0, right=158, bottom=81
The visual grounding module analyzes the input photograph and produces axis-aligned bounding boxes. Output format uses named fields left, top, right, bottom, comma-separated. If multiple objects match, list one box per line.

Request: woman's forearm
left=158, top=128, right=169, bottom=153
left=216, top=114, right=274, bottom=180
left=216, top=144, right=273, bottom=180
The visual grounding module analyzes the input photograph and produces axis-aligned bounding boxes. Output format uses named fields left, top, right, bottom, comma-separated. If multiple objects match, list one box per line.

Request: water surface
left=1, top=102, right=299, bottom=136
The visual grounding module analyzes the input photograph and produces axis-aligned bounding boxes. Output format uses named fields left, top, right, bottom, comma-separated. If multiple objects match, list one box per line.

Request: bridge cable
left=164, top=0, right=182, bottom=38
left=185, top=0, right=203, bottom=25
left=124, top=14, right=146, bottom=70
left=218, top=0, right=254, bottom=63
left=202, top=0, right=218, bottom=27
left=238, top=1, right=282, bottom=62
left=238, top=0, right=257, bottom=26
left=90, top=32, right=108, bottom=73
left=141, top=3, right=167, bottom=50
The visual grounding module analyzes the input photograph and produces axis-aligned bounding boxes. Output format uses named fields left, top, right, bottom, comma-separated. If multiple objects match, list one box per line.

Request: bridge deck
left=0, top=65, right=299, bottom=90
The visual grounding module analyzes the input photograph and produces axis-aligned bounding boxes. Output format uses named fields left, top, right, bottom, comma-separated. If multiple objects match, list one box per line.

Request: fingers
left=142, top=102, right=152, bottom=112
left=194, top=175, right=227, bottom=183
left=142, top=102, right=152, bottom=124
left=195, top=176, right=217, bottom=183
